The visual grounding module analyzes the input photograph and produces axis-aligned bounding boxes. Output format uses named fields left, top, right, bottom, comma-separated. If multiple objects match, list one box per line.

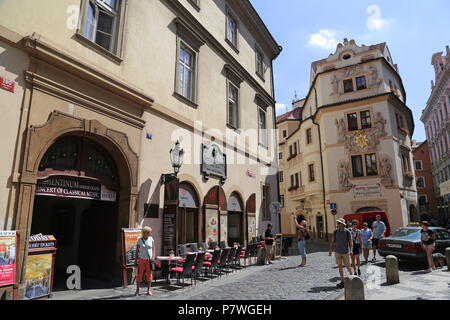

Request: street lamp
left=170, top=140, right=184, bottom=176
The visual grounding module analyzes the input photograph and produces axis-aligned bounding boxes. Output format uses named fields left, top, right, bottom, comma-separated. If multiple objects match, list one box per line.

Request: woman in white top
left=135, top=226, right=155, bottom=296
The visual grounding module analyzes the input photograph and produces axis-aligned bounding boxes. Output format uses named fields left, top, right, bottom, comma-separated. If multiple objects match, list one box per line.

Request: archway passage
left=227, top=193, right=244, bottom=246
left=177, top=183, right=200, bottom=245
left=30, top=136, right=122, bottom=290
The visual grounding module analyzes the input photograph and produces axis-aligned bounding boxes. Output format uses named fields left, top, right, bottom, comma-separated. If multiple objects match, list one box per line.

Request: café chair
left=170, top=253, right=196, bottom=288
left=203, top=249, right=221, bottom=278
left=189, top=243, right=198, bottom=252
left=192, top=251, right=205, bottom=285
left=217, top=248, right=230, bottom=277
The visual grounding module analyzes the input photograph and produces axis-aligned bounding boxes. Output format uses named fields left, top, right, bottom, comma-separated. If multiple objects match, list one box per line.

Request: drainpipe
left=312, top=87, right=329, bottom=241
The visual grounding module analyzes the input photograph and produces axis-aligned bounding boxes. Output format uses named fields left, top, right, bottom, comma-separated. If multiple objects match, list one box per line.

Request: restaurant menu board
left=24, top=253, right=53, bottom=300
left=274, top=234, right=282, bottom=259
left=0, top=231, right=17, bottom=287
left=122, top=228, right=142, bottom=267
left=162, top=206, right=177, bottom=255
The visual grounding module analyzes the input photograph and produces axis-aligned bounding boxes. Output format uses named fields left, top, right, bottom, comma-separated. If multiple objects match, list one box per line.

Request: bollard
left=344, top=276, right=365, bottom=300
left=386, top=255, right=400, bottom=284
left=257, top=247, right=266, bottom=265
left=446, top=248, right=450, bottom=271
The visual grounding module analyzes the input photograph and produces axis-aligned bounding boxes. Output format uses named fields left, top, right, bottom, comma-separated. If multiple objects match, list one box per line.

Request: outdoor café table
left=157, top=256, right=182, bottom=285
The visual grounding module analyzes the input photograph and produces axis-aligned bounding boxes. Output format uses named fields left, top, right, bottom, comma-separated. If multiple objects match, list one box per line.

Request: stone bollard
left=446, top=248, right=450, bottom=271
left=257, top=247, right=266, bottom=265
left=344, top=276, right=365, bottom=300
left=386, top=255, right=400, bottom=284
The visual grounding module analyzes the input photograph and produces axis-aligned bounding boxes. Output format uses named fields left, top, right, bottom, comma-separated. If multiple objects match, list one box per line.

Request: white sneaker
left=427, top=268, right=433, bottom=273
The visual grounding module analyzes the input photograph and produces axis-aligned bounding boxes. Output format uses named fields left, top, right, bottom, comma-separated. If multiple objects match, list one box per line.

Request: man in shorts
left=329, top=218, right=353, bottom=289
left=371, top=215, right=386, bottom=262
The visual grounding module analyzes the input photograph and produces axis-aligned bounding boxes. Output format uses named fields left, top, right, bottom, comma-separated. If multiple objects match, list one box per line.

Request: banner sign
left=36, top=177, right=116, bottom=202
left=0, top=231, right=17, bottom=287
left=122, top=228, right=142, bottom=267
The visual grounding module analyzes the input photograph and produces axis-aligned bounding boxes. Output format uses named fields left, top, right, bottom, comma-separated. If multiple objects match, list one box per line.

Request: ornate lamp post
left=161, top=140, right=184, bottom=184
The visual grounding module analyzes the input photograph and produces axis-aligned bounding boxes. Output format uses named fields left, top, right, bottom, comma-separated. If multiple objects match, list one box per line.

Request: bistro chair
left=250, top=243, right=259, bottom=264
left=232, top=246, right=243, bottom=270
left=189, top=243, right=199, bottom=252
left=220, top=240, right=228, bottom=249
left=243, top=244, right=255, bottom=267
left=203, top=249, right=221, bottom=278
left=170, top=253, right=196, bottom=288
left=225, top=247, right=236, bottom=273
left=192, top=251, right=206, bottom=285
left=217, top=248, right=230, bottom=277
left=178, top=244, right=188, bottom=257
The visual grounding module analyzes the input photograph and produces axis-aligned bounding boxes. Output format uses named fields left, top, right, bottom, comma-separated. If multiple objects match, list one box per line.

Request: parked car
left=378, top=227, right=450, bottom=262
left=343, top=211, right=391, bottom=237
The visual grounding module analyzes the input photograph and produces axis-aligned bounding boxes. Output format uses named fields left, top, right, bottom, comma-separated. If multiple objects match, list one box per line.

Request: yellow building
left=0, top=0, right=281, bottom=296
left=278, top=39, right=417, bottom=243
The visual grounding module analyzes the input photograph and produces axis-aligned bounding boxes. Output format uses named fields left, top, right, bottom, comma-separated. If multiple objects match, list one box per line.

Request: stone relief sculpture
left=335, top=113, right=388, bottom=154
left=368, top=65, right=382, bottom=88
left=330, top=75, right=340, bottom=96
left=379, top=155, right=393, bottom=186
left=330, top=64, right=382, bottom=97
left=338, top=160, right=353, bottom=191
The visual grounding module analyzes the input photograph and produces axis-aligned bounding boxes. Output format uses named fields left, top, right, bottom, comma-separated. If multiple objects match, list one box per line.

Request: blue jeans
left=298, top=240, right=307, bottom=258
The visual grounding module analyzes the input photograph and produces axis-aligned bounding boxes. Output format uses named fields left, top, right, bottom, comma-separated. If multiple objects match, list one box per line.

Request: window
left=356, top=76, right=367, bottom=90
left=416, top=177, right=425, bottom=188
left=279, top=172, right=284, bottom=183
left=227, top=82, right=239, bottom=128
left=414, top=160, right=423, bottom=171
left=299, top=172, right=303, bottom=186
left=308, top=164, right=315, bottom=182
left=188, top=0, right=200, bottom=10
left=343, top=79, right=354, bottom=93
left=360, top=111, right=372, bottom=129
left=177, top=44, right=195, bottom=101
left=306, top=128, right=312, bottom=144
left=294, top=173, right=299, bottom=187
left=289, top=145, right=294, bottom=157
left=396, top=113, right=405, bottom=129
left=365, top=154, right=378, bottom=176
left=81, top=0, right=122, bottom=54
left=290, top=175, right=295, bottom=188
left=352, top=155, right=364, bottom=177
left=280, top=196, right=285, bottom=209
left=279, top=152, right=283, bottom=160
left=262, top=185, right=271, bottom=220
left=226, top=13, right=237, bottom=47
left=256, top=48, right=265, bottom=78
left=293, top=142, right=298, bottom=155
left=258, top=107, right=267, bottom=146
left=282, top=130, right=287, bottom=138
left=418, top=195, right=428, bottom=206
left=347, top=113, right=358, bottom=131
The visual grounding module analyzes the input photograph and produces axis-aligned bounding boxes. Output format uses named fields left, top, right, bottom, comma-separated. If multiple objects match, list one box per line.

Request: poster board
left=0, top=231, right=18, bottom=290
left=121, top=228, right=142, bottom=267
left=25, top=235, right=57, bottom=300
left=274, top=234, right=282, bottom=259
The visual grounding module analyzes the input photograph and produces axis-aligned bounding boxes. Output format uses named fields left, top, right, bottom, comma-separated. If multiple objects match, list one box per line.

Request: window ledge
left=173, top=91, right=198, bottom=109
left=187, top=0, right=200, bottom=11
left=225, top=38, right=239, bottom=54
left=74, top=32, right=123, bottom=65
left=226, top=123, right=241, bottom=132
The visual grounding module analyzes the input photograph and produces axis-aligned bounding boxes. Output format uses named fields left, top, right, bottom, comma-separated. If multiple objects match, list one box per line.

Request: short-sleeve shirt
left=265, top=229, right=274, bottom=246
left=350, top=229, right=361, bottom=244
left=372, top=221, right=386, bottom=239
left=333, top=229, right=352, bottom=255
left=137, top=237, right=154, bottom=260
left=420, top=229, right=435, bottom=245
left=360, top=228, right=373, bottom=245
left=297, top=228, right=306, bottom=241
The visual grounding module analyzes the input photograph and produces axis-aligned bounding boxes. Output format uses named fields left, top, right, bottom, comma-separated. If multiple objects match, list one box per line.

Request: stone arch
left=14, top=111, right=139, bottom=282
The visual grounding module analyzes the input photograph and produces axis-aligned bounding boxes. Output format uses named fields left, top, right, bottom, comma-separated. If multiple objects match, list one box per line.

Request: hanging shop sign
left=24, top=235, right=57, bottom=300
left=201, top=143, right=227, bottom=183
left=0, top=76, right=15, bottom=93
left=0, top=231, right=18, bottom=288
left=36, top=177, right=116, bottom=202
left=353, top=184, right=382, bottom=198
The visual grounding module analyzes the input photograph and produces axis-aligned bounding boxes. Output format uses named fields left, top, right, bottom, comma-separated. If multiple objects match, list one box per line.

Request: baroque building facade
left=278, top=39, right=417, bottom=241
left=421, top=46, right=450, bottom=222
left=0, top=0, right=281, bottom=295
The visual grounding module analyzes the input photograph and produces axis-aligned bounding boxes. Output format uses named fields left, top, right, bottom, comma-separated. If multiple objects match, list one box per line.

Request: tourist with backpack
left=329, top=218, right=353, bottom=289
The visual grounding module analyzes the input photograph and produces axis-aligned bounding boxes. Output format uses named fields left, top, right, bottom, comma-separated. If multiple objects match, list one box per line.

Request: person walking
left=360, top=222, right=373, bottom=265
left=420, top=221, right=436, bottom=272
left=135, top=226, right=156, bottom=296
left=294, top=217, right=309, bottom=267
left=370, top=215, right=386, bottom=262
left=329, top=218, right=353, bottom=289
left=350, top=220, right=362, bottom=275
left=264, top=224, right=275, bottom=265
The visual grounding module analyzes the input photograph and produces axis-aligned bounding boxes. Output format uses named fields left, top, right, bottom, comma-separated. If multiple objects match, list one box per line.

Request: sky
left=251, top=0, right=450, bottom=142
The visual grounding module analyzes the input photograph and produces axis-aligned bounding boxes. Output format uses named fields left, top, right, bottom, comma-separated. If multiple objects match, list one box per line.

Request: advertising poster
left=0, top=231, right=17, bottom=287
left=247, top=216, right=256, bottom=242
left=123, top=228, right=142, bottom=266
left=220, top=214, right=228, bottom=243
left=24, top=253, right=53, bottom=299
left=205, top=209, right=219, bottom=247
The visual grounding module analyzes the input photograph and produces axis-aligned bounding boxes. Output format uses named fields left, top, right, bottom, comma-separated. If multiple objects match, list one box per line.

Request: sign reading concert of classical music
left=36, top=177, right=116, bottom=202
left=0, top=231, right=17, bottom=288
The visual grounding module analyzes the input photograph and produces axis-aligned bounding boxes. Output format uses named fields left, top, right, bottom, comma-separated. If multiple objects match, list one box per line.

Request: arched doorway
left=30, top=136, right=122, bottom=290
left=203, top=186, right=227, bottom=248
left=227, top=192, right=244, bottom=246
left=178, top=183, right=200, bottom=244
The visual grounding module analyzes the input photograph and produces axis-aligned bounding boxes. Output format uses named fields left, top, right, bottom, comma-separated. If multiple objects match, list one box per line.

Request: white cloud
left=308, top=29, right=339, bottom=50
left=366, top=5, right=389, bottom=30
left=276, top=103, right=288, bottom=115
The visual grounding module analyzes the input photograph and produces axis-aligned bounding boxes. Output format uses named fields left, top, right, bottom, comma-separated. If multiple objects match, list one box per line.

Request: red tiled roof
left=276, top=107, right=302, bottom=124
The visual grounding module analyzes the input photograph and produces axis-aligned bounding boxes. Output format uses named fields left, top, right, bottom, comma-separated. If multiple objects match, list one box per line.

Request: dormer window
left=343, top=79, right=354, bottom=93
